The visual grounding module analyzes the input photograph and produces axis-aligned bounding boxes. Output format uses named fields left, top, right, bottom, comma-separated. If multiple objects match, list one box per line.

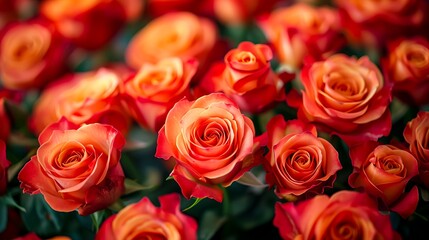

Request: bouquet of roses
left=1, top=0, right=429, bottom=239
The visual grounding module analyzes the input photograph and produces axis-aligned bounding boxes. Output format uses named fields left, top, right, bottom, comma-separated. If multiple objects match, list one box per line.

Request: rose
left=18, top=119, right=125, bottom=215
left=296, top=54, right=392, bottom=145
left=122, top=57, right=198, bottom=132
left=30, top=67, right=131, bottom=136
left=96, top=193, right=197, bottom=240
left=126, top=12, right=217, bottom=70
left=260, top=115, right=341, bottom=200
left=199, top=41, right=289, bottom=113
left=404, top=111, right=429, bottom=188
left=0, top=140, right=10, bottom=195
left=274, top=191, right=400, bottom=240
left=156, top=93, right=257, bottom=202
left=348, top=141, right=419, bottom=218
left=214, top=0, right=279, bottom=25
left=40, top=0, right=126, bottom=50
left=382, top=37, right=429, bottom=106
left=335, top=0, right=429, bottom=47
left=0, top=19, right=69, bottom=90
left=259, top=3, right=344, bottom=72
left=146, top=0, right=201, bottom=17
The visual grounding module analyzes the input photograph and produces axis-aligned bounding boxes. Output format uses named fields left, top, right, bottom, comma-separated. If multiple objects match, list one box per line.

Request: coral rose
left=199, top=41, right=288, bottom=113
left=30, top=67, right=131, bottom=136
left=261, top=115, right=341, bottom=200
left=96, top=193, right=197, bottom=240
left=122, top=57, right=198, bottom=132
left=156, top=93, right=258, bottom=202
left=382, top=37, right=429, bottom=106
left=40, top=0, right=126, bottom=50
left=349, top=141, right=419, bottom=218
left=0, top=140, right=10, bottom=195
left=214, top=0, right=279, bottom=25
left=0, top=19, right=69, bottom=90
left=335, top=0, right=429, bottom=48
left=296, top=54, right=392, bottom=145
left=18, top=119, right=125, bottom=215
left=126, top=12, right=217, bottom=69
left=404, top=111, right=429, bottom=188
left=274, top=191, right=400, bottom=240
left=259, top=3, right=344, bottom=72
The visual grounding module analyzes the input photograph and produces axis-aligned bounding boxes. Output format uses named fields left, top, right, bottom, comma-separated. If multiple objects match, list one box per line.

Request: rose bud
left=0, top=19, right=69, bottom=90
left=335, top=0, right=429, bottom=48
left=95, top=193, right=197, bottom=240
left=30, top=67, right=131, bottom=136
left=40, top=0, right=126, bottom=50
left=199, top=41, right=289, bottom=113
left=382, top=37, right=429, bottom=106
left=349, top=141, right=419, bottom=218
left=274, top=191, right=400, bottom=240
left=213, top=0, right=279, bottom=25
left=0, top=140, right=11, bottom=195
left=295, top=54, right=392, bottom=146
left=404, top=111, right=429, bottom=189
left=156, top=93, right=258, bottom=202
left=259, top=115, right=341, bottom=200
left=122, top=57, right=198, bottom=132
left=126, top=12, right=217, bottom=70
left=18, top=119, right=125, bottom=215
left=259, top=3, right=344, bottom=72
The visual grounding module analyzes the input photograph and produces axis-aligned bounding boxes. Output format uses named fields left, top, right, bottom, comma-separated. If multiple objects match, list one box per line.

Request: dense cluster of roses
left=1, top=0, right=429, bottom=239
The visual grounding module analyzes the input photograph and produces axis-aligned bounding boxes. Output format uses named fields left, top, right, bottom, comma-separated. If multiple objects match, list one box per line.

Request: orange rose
left=213, top=0, right=279, bottom=25
left=156, top=93, right=258, bottom=202
left=126, top=12, right=217, bottom=70
left=0, top=19, right=69, bottom=90
left=30, top=67, right=131, bottom=136
left=261, top=115, right=341, bottom=200
left=199, top=41, right=289, bottom=113
left=122, top=57, right=198, bottom=132
left=335, top=0, right=429, bottom=47
left=0, top=140, right=10, bottom=195
left=259, top=3, right=344, bottom=72
left=382, top=37, right=429, bottom=106
left=404, top=111, right=429, bottom=188
left=349, top=142, right=419, bottom=218
left=40, top=0, right=126, bottom=50
left=296, top=54, right=392, bottom=145
left=96, top=194, right=197, bottom=240
left=18, top=119, right=125, bottom=215
left=274, top=191, right=400, bottom=240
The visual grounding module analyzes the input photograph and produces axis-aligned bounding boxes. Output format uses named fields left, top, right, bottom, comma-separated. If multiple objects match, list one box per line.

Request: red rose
left=0, top=19, right=69, bottom=90
left=404, top=111, right=429, bottom=188
left=40, top=0, right=126, bottom=50
left=96, top=194, right=197, bottom=240
left=274, top=191, right=400, bottom=240
left=30, top=67, right=131, bottom=136
left=382, top=37, right=429, bottom=106
left=156, top=93, right=258, bottom=202
left=296, top=54, right=392, bottom=145
left=259, top=3, right=344, bottom=72
left=349, top=141, right=419, bottom=218
left=261, top=115, right=341, bottom=200
left=18, top=119, right=125, bottom=215
left=122, top=57, right=198, bottom=132
left=199, top=41, right=288, bottom=113
left=0, top=140, right=11, bottom=195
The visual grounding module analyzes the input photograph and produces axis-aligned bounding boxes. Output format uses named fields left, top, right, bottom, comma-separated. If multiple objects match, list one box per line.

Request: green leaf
left=198, top=211, right=227, bottom=240
left=123, top=178, right=156, bottom=195
left=1, top=193, right=26, bottom=212
left=183, top=198, right=204, bottom=212
left=236, top=172, right=267, bottom=188
left=90, top=210, right=106, bottom=232
left=0, top=201, right=7, bottom=232
left=20, top=194, right=68, bottom=236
